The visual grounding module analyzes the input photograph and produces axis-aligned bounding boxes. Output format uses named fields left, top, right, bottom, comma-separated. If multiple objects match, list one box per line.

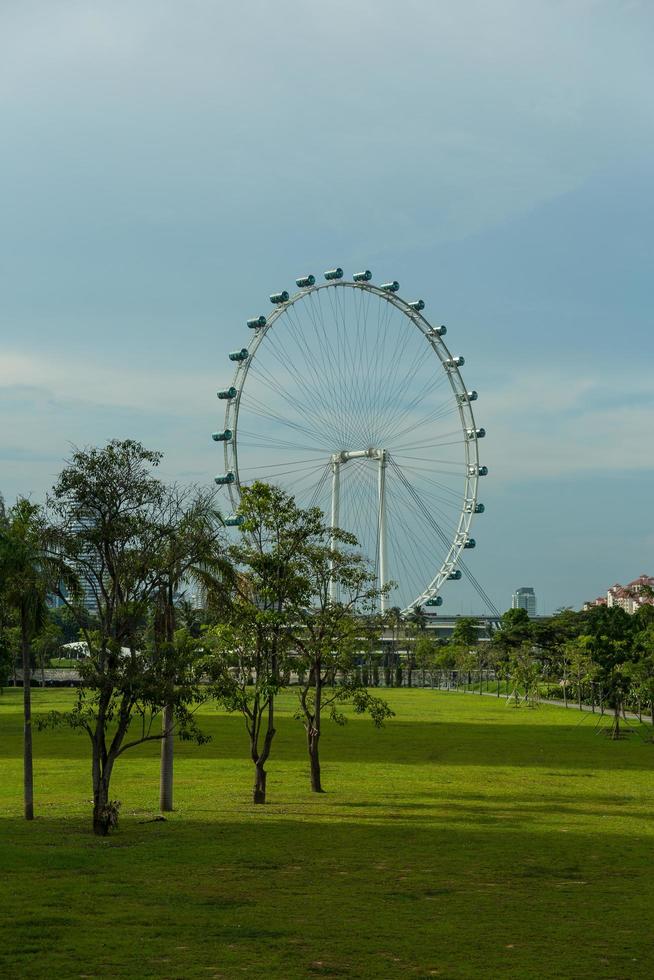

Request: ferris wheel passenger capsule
left=214, top=472, right=235, bottom=485
left=458, top=390, right=478, bottom=402
left=466, top=427, right=485, bottom=439
left=408, top=299, right=425, bottom=311
left=247, top=315, right=267, bottom=329
left=425, top=596, right=443, bottom=606
left=324, top=268, right=343, bottom=280
left=296, top=275, right=315, bottom=288
left=217, top=386, right=237, bottom=399
left=211, top=429, right=233, bottom=442
left=270, top=291, right=289, bottom=304
left=464, top=538, right=476, bottom=549
left=445, top=356, right=465, bottom=368
left=447, top=570, right=462, bottom=580
left=474, top=503, right=485, bottom=513
left=229, top=348, right=249, bottom=362
left=468, top=464, right=488, bottom=476
left=353, top=270, right=372, bottom=282
left=224, top=515, right=244, bottom=527
left=380, top=281, right=400, bottom=292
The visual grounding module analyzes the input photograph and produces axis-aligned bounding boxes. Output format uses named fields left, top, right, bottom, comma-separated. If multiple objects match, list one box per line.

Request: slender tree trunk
left=307, top=674, right=324, bottom=792
left=252, top=700, right=276, bottom=804
left=159, top=703, right=174, bottom=811
left=308, top=728, right=323, bottom=792
left=21, top=620, right=34, bottom=821
left=611, top=700, right=621, bottom=740
left=253, top=763, right=267, bottom=804
left=92, top=748, right=116, bottom=836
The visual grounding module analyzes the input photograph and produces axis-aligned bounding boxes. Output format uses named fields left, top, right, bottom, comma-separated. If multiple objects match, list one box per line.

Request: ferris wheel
left=212, top=269, right=487, bottom=615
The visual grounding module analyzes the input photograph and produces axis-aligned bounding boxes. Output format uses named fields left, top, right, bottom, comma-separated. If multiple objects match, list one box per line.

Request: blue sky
left=1, top=1, right=653, bottom=614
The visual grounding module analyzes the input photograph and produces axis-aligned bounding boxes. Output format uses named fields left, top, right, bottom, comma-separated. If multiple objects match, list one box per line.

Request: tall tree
left=290, top=534, right=392, bottom=792
left=151, top=487, right=232, bottom=812
left=581, top=605, right=636, bottom=738
left=0, top=499, right=66, bottom=819
left=44, top=440, right=211, bottom=834
left=208, top=482, right=316, bottom=804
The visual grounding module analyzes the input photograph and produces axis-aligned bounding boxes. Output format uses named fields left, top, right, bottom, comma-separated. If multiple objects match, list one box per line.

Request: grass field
left=1, top=688, right=653, bottom=979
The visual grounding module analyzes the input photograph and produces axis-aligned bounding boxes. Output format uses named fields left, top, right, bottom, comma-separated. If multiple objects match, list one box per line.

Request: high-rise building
left=512, top=586, right=537, bottom=617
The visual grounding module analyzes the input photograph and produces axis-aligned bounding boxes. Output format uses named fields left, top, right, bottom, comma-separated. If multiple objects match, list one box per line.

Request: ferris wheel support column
left=378, top=450, right=388, bottom=614
left=329, top=455, right=340, bottom=604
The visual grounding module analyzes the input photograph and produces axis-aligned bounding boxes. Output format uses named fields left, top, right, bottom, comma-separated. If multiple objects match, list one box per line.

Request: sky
left=1, top=0, right=653, bottom=615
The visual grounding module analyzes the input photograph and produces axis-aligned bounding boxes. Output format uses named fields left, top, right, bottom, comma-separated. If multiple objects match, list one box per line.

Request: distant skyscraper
left=512, top=587, right=537, bottom=617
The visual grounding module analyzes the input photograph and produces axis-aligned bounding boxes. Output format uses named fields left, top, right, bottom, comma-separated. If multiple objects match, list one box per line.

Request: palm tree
left=0, top=500, right=57, bottom=819
left=154, top=490, right=233, bottom=812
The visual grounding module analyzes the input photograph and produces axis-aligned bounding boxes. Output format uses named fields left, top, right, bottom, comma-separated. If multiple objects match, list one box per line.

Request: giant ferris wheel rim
left=218, top=275, right=484, bottom=615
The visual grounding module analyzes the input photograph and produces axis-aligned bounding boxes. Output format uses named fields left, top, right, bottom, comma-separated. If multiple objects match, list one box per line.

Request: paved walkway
left=438, top=683, right=654, bottom=726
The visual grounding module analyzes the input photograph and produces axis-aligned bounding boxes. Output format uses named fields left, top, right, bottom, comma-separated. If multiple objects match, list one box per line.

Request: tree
left=0, top=499, right=67, bottom=820
left=414, top=633, right=438, bottom=687
left=43, top=440, right=211, bottom=834
left=290, top=531, right=392, bottom=793
left=564, top=637, right=596, bottom=710
left=150, top=487, right=232, bottom=812
left=207, top=482, right=318, bottom=804
left=583, top=605, right=636, bottom=738
left=31, top=619, right=65, bottom=685
left=507, top=644, right=541, bottom=707
left=384, top=606, right=403, bottom=686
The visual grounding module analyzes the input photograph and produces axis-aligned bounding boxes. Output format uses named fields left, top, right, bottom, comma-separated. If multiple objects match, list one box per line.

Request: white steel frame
left=220, top=280, right=482, bottom=614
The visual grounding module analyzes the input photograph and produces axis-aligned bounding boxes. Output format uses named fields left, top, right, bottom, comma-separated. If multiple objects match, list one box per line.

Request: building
left=583, top=574, right=654, bottom=614
left=512, top=586, right=537, bottom=617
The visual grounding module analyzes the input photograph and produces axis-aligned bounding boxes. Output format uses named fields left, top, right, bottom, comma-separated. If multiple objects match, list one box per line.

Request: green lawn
left=1, top=689, right=653, bottom=979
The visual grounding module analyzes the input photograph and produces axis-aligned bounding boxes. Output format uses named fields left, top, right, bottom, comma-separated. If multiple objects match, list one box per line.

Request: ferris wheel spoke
left=250, top=336, right=344, bottom=444
left=375, top=341, right=438, bottom=441
left=348, top=287, right=374, bottom=444
left=308, top=463, right=332, bottom=508
left=331, top=287, right=368, bottom=449
left=238, top=397, right=336, bottom=449
left=283, top=302, right=343, bottom=433
left=237, top=428, right=331, bottom=455
left=310, top=290, right=349, bottom=441
left=381, top=383, right=456, bottom=449
left=247, top=362, right=343, bottom=447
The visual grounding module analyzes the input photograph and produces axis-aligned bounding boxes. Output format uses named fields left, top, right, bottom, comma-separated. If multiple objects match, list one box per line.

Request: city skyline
left=1, top=2, right=653, bottom=615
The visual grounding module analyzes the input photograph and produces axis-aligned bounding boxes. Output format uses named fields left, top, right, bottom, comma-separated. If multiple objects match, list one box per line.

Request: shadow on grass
left=0, top=718, right=651, bottom=773
left=1, top=811, right=653, bottom=979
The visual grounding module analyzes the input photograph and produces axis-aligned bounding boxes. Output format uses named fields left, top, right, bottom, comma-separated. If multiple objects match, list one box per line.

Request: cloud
left=481, top=366, right=654, bottom=479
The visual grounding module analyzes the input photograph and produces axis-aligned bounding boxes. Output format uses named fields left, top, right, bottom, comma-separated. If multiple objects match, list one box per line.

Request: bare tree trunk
left=253, top=763, right=267, bottom=804
left=159, top=703, right=174, bottom=812
left=21, top=622, right=34, bottom=821
left=307, top=674, right=324, bottom=792
left=92, top=748, right=117, bottom=836
left=308, top=728, right=323, bottom=792
left=252, top=701, right=275, bottom=804
left=611, top=701, right=621, bottom=740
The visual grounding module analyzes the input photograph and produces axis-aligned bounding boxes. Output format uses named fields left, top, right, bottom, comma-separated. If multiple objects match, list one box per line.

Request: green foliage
left=43, top=440, right=220, bottom=832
